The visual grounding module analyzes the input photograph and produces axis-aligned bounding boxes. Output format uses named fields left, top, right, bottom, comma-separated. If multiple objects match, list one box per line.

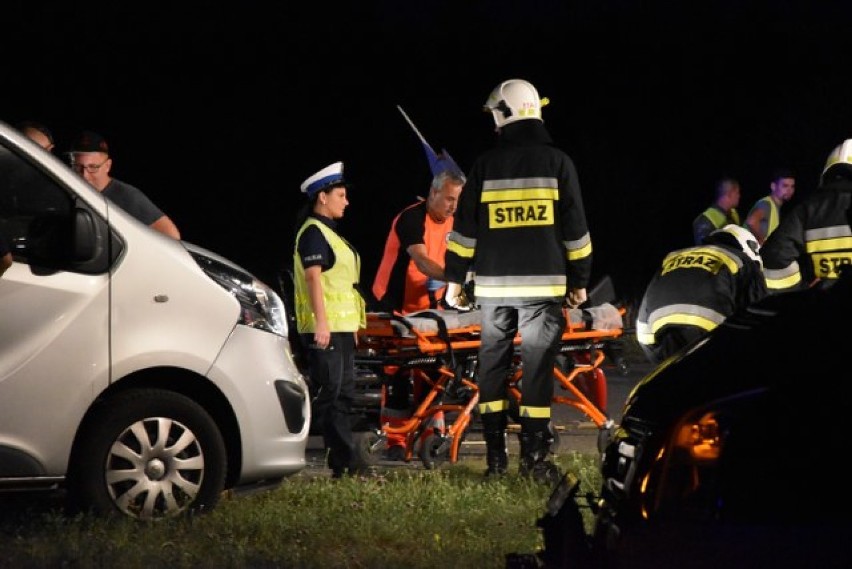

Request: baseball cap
left=69, top=130, right=109, bottom=154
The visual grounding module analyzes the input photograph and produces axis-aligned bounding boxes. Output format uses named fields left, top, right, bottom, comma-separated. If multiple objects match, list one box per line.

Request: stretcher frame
left=355, top=304, right=626, bottom=467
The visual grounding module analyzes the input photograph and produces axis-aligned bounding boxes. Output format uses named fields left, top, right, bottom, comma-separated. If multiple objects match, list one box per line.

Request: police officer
left=293, top=161, right=367, bottom=478
left=762, top=140, right=852, bottom=293
left=444, top=79, right=593, bottom=483
left=636, top=224, right=767, bottom=364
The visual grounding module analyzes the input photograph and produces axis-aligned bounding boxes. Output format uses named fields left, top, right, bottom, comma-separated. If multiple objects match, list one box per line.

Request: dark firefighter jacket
left=761, top=178, right=852, bottom=293
left=444, top=120, right=592, bottom=306
left=636, top=241, right=767, bottom=347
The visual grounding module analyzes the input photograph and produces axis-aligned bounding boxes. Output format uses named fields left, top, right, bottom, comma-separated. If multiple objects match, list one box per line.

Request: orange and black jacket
left=372, top=199, right=451, bottom=313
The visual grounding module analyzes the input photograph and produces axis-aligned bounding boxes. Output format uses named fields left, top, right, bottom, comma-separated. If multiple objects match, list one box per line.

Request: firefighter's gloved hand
left=566, top=288, right=587, bottom=308
left=443, top=282, right=469, bottom=310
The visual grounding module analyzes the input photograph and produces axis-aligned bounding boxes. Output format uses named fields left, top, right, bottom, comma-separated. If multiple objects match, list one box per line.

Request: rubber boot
left=519, top=419, right=561, bottom=485
left=481, top=412, right=508, bottom=478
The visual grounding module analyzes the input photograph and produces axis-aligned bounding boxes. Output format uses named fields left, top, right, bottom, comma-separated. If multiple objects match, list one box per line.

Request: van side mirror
left=25, top=214, right=73, bottom=267
left=73, top=208, right=98, bottom=262
left=25, top=208, right=99, bottom=268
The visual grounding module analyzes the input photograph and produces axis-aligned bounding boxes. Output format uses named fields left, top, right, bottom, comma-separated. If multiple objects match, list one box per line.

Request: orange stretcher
left=354, top=303, right=626, bottom=468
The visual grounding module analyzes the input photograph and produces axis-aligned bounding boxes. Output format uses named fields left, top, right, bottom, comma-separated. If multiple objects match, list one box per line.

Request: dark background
left=5, top=1, right=852, bottom=303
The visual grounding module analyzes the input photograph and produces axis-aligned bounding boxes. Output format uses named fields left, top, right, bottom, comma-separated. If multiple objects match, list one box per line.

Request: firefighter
left=444, top=79, right=593, bottom=483
left=762, top=139, right=852, bottom=293
left=636, top=224, right=767, bottom=364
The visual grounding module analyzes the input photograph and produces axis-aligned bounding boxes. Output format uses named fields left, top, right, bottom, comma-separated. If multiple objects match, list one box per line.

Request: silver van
left=0, top=121, right=310, bottom=520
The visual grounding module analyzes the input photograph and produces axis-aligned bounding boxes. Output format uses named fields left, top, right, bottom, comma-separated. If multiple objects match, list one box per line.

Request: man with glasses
left=68, top=130, right=181, bottom=240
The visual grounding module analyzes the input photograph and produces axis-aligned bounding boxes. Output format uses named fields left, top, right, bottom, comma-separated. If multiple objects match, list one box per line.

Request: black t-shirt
left=297, top=214, right=337, bottom=270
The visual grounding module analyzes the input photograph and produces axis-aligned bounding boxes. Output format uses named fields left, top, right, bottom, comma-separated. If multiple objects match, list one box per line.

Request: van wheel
left=66, top=389, right=227, bottom=521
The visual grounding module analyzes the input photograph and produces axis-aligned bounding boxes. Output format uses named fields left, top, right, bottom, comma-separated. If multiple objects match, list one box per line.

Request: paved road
left=301, top=358, right=652, bottom=476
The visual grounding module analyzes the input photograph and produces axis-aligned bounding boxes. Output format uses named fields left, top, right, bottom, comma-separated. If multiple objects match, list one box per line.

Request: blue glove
left=426, top=278, right=446, bottom=293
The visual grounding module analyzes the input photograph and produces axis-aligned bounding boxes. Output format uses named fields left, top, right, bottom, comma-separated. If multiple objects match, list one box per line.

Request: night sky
left=5, top=1, right=852, bottom=303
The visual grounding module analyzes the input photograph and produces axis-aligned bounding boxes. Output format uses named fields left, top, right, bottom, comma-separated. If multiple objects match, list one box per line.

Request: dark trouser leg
left=516, top=302, right=564, bottom=484
left=307, top=332, right=357, bottom=476
left=478, top=306, right=517, bottom=477
left=480, top=411, right=508, bottom=477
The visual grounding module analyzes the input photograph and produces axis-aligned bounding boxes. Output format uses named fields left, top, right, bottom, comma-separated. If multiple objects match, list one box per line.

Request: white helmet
left=483, top=79, right=549, bottom=129
left=821, top=138, right=852, bottom=182
left=709, top=224, right=762, bottom=267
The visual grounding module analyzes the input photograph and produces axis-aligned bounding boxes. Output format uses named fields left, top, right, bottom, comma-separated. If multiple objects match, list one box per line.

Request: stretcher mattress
left=382, top=303, right=624, bottom=337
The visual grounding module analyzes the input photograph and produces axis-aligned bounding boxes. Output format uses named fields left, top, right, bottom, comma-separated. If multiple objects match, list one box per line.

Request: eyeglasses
left=71, top=157, right=109, bottom=174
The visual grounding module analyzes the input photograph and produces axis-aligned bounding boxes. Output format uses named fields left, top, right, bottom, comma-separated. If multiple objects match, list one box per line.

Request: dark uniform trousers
left=304, top=331, right=357, bottom=473
left=478, top=301, right=565, bottom=418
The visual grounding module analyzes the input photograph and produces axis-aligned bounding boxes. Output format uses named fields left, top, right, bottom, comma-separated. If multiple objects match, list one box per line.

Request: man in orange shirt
left=371, top=108, right=465, bottom=460
left=372, top=170, right=464, bottom=313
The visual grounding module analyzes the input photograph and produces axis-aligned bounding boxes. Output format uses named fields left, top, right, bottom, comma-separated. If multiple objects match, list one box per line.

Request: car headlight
left=191, top=252, right=288, bottom=337
left=638, top=388, right=767, bottom=522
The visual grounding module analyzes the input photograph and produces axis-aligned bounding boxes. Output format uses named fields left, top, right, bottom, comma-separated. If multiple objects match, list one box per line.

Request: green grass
left=0, top=453, right=602, bottom=569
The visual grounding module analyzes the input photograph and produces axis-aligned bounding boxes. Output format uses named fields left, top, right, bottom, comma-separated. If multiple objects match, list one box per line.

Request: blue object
left=426, top=278, right=446, bottom=292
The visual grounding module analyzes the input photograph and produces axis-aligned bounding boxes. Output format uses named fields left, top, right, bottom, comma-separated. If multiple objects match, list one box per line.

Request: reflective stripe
left=765, top=270, right=803, bottom=291
left=483, top=177, right=559, bottom=191
left=482, top=188, right=560, bottom=202
left=476, top=283, right=566, bottom=298
left=519, top=405, right=551, bottom=419
left=446, top=239, right=474, bottom=259
left=647, top=313, right=720, bottom=333
left=639, top=303, right=726, bottom=337
left=447, top=230, right=476, bottom=249
left=805, top=236, right=852, bottom=253
left=804, top=225, right=852, bottom=243
left=447, top=230, right=476, bottom=259
left=476, top=274, right=567, bottom=286
left=475, top=274, right=567, bottom=299
left=636, top=330, right=655, bottom=345
left=479, top=400, right=510, bottom=414
left=566, top=238, right=593, bottom=262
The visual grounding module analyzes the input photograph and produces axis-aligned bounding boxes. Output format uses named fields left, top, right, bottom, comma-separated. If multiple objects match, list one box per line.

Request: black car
left=514, top=270, right=852, bottom=568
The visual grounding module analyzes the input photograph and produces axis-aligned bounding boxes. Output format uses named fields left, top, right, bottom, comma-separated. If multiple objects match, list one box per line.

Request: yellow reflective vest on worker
left=293, top=218, right=366, bottom=333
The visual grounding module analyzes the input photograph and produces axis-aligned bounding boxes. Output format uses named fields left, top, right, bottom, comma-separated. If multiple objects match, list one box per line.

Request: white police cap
left=301, top=161, right=348, bottom=198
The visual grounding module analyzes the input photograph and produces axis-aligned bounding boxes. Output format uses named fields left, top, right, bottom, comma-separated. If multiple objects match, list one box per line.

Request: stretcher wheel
left=417, top=431, right=449, bottom=469
left=418, top=425, right=467, bottom=470
left=352, top=430, right=382, bottom=466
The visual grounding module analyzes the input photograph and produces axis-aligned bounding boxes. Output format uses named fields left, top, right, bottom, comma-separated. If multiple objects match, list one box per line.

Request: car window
left=0, top=145, right=75, bottom=268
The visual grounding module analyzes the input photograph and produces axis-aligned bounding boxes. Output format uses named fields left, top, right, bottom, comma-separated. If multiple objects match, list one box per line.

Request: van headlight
left=191, top=252, right=288, bottom=337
